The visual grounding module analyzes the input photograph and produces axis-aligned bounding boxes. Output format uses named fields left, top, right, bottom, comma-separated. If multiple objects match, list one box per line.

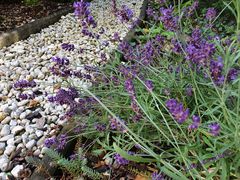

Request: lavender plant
left=43, top=0, right=240, bottom=179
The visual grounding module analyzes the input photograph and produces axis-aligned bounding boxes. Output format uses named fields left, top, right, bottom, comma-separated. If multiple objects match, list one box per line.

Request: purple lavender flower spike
left=131, top=100, right=140, bottom=114
left=210, top=58, right=225, bottom=85
left=57, top=134, right=68, bottom=151
left=48, top=87, right=78, bottom=105
left=185, top=1, right=199, bottom=17
left=192, top=115, right=200, bottom=123
left=117, top=5, right=134, bottom=23
left=18, top=93, right=35, bottom=100
left=227, top=68, right=239, bottom=82
left=113, top=32, right=121, bottom=41
left=51, top=56, right=70, bottom=66
left=188, top=115, right=200, bottom=130
left=145, top=80, right=154, bottom=92
left=94, top=123, right=107, bottom=132
left=160, top=7, right=178, bottom=31
left=166, top=99, right=189, bottom=123
left=73, top=0, right=90, bottom=19
left=208, top=122, right=221, bottom=136
left=188, top=123, right=199, bottom=130
left=44, top=138, right=56, bottom=148
left=124, top=78, right=135, bottom=95
left=114, top=153, right=129, bottom=165
left=206, top=8, right=217, bottom=21
left=13, top=80, right=37, bottom=89
left=109, top=116, right=126, bottom=132
left=152, top=172, right=165, bottom=180
left=61, top=43, right=75, bottom=51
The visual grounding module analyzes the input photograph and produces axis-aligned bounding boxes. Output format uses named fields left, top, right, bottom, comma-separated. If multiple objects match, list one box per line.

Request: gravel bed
left=0, top=0, right=144, bottom=178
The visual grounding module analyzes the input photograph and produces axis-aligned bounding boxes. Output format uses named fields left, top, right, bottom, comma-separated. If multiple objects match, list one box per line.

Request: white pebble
left=11, top=165, right=24, bottom=178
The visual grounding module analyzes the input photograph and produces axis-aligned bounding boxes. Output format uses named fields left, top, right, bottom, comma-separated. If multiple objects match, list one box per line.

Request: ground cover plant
left=30, top=0, right=240, bottom=179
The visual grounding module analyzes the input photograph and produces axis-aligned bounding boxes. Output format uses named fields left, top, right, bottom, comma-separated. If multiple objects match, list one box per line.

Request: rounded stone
left=12, top=126, right=24, bottom=135
left=0, top=125, right=10, bottom=136
left=26, top=140, right=36, bottom=150
left=0, top=155, right=10, bottom=171
left=11, top=165, right=24, bottom=178
left=0, top=112, right=7, bottom=121
left=4, top=145, right=16, bottom=156
left=1, top=116, right=11, bottom=124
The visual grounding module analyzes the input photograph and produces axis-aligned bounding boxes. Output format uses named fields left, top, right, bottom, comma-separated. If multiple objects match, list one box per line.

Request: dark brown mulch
left=0, top=0, right=72, bottom=34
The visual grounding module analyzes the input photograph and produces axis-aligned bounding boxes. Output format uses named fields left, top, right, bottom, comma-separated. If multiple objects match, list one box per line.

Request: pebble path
left=0, top=0, right=144, bottom=178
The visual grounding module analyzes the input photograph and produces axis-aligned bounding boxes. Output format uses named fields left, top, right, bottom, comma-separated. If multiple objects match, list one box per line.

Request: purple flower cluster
left=171, top=39, right=182, bottom=54
left=114, top=153, right=129, bottom=165
left=50, top=56, right=71, bottom=77
left=118, top=35, right=162, bottom=65
left=118, top=41, right=135, bottom=61
left=166, top=99, right=189, bottom=123
left=188, top=115, right=200, bottom=130
left=73, top=0, right=97, bottom=38
left=44, top=138, right=56, bottom=148
left=160, top=7, right=178, bottom=31
left=57, top=134, right=68, bottom=151
left=94, top=123, right=107, bottom=132
left=119, top=65, right=139, bottom=78
left=18, top=93, right=35, bottom=100
left=61, top=43, right=75, bottom=51
left=113, top=32, right=121, bottom=41
left=185, top=29, right=215, bottom=66
left=125, top=78, right=135, bottom=96
left=44, top=134, right=68, bottom=151
left=48, top=87, right=78, bottom=106
left=227, top=68, right=239, bottom=82
left=184, top=1, right=199, bottom=17
left=50, top=56, right=94, bottom=80
left=109, top=116, right=127, bottom=132
left=110, top=75, right=120, bottom=86
left=208, top=122, right=221, bottom=136
left=51, top=56, right=70, bottom=66
left=146, top=7, right=158, bottom=21
left=13, top=80, right=36, bottom=89
left=140, top=41, right=155, bottom=65
left=145, top=80, right=154, bottom=92
left=84, top=65, right=99, bottom=72
left=63, top=97, right=98, bottom=120
left=151, top=172, right=165, bottom=180
left=124, top=77, right=143, bottom=119
left=117, top=5, right=134, bottom=23
left=210, top=58, right=225, bottom=85
left=73, top=0, right=90, bottom=18
left=206, top=8, right=217, bottom=21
